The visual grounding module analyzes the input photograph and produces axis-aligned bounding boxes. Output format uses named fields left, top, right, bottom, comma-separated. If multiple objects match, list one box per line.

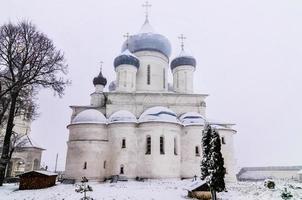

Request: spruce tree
left=200, top=124, right=212, bottom=180
left=200, top=125, right=226, bottom=200
left=207, top=129, right=226, bottom=200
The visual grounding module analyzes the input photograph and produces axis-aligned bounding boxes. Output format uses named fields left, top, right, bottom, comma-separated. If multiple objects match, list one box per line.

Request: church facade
left=65, top=16, right=237, bottom=181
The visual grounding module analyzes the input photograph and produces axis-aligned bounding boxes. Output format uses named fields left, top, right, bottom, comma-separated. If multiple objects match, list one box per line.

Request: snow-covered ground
left=0, top=179, right=301, bottom=200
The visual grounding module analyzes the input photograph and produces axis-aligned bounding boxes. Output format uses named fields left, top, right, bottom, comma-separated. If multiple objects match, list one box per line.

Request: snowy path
left=0, top=179, right=301, bottom=200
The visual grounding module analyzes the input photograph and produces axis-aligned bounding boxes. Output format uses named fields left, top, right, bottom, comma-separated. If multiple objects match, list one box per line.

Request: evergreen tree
left=201, top=125, right=226, bottom=200
left=200, top=124, right=212, bottom=180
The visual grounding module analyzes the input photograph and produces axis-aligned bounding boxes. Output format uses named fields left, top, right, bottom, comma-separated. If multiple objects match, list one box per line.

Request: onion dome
left=72, top=109, right=107, bottom=125
left=179, top=112, right=206, bottom=126
left=108, top=110, right=137, bottom=124
left=139, top=106, right=180, bottom=124
left=170, top=49, right=196, bottom=70
left=121, top=19, right=172, bottom=58
left=114, top=49, right=140, bottom=69
left=109, top=81, right=117, bottom=91
left=93, top=69, right=107, bottom=86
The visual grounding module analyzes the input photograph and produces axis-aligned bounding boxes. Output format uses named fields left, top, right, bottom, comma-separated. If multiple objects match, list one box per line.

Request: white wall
left=65, top=124, right=109, bottom=181
left=115, top=65, right=137, bottom=92
left=108, top=123, right=138, bottom=178
left=181, top=125, right=203, bottom=178
left=136, top=122, right=181, bottom=178
left=217, top=129, right=237, bottom=181
left=134, top=51, right=168, bottom=92
left=172, top=65, right=195, bottom=94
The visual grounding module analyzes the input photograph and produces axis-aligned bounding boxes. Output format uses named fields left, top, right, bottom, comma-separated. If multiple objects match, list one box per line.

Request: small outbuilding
left=186, top=180, right=211, bottom=200
left=18, top=170, right=58, bottom=190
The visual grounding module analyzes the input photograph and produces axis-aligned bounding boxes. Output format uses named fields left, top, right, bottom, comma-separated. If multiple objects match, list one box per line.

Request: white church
left=64, top=6, right=237, bottom=182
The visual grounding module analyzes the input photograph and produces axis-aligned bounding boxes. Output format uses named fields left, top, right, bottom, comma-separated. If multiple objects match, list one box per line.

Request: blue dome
left=121, top=20, right=172, bottom=58
left=170, top=50, right=196, bottom=70
left=114, top=49, right=140, bottom=69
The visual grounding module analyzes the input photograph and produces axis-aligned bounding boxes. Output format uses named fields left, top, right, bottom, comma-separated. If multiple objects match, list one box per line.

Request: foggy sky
left=1, top=0, right=302, bottom=171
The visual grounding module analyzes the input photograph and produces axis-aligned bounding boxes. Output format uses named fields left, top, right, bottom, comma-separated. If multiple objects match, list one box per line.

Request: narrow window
left=117, top=71, right=120, bottom=87
left=122, top=138, right=126, bottom=148
left=103, top=161, right=106, bottom=169
left=174, top=137, right=178, bottom=155
left=83, top=162, right=87, bottom=169
left=163, top=68, right=166, bottom=89
left=120, top=165, right=124, bottom=174
left=195, top=146, right=200, bottom=157
left=221, top=136, right=226, bottom=144
left=184, top=71, right=187, bottom=90
left=146, top=136, right=151, bottom=154
left=123, top=71, right=127, bottom=87
left=147, top=65, right=151, bottom=85
left=160, top=136, right=165, bottom=155
left=176, top=73, right=179, bottom=88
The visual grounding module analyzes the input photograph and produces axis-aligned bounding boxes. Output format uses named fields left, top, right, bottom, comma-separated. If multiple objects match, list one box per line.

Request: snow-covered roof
left=139, top=106, right=180, bottom=124
left=179, top=112, right=205, bottom=126
left=185, top=180, right=207, bottom=191
left=108, top=110, right=137, bottom=124
left=171, top=49, right=196, bottom=70
left=121, top=19, right=171, bottom=58
left=18, top=170, right=57, bottom=177
left=19, top=135, right=45, bottom=150
left=114, top=49, right=140, bottom=69
left=72, top=109, right=107, bottom=125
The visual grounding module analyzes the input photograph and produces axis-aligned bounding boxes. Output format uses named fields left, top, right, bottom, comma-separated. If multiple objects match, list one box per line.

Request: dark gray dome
left=170, top=50, right=196, bottom=70
left=121, top=20, right=172, bottom=58
left=114, top=49, right=140, bottom=69
left=93, top=70, right=107, bottom=86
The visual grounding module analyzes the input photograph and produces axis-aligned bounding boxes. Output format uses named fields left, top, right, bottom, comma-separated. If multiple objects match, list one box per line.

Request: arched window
left=195, top=146, right=200, bottom=157
left=103, top=161, right=106, bottom=169
left=160, top=136, right=165, bottom=154
left=184, top=71, right=187, bottom=90
left=120, top=164, right=124, bottom=174
left=163, top=68, right=166, bottom=89
left=147, top=65, right=151, bottom=85
left=221, top=136, right=226, bottom=144
left=83, top=162, right=87, bottom=169
left=146, top=136, right=151, bottom=155
left=176, top=73, right=179, bottom=88
left=122, top=138, right=126, bottom=148
left=174, top=137, right=178, bottom=155
left=123, top=71, right=127, bottom=87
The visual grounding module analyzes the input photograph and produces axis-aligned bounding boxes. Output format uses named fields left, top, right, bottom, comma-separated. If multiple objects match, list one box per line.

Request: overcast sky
left=1, top=0, right=302, bottom=171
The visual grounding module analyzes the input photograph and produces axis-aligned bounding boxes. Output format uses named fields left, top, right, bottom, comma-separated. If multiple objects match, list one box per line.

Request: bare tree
left=0, top=21, right=69, bottom=185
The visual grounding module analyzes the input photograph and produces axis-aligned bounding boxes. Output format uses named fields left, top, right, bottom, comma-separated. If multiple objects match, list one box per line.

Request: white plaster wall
left=181, top=125, right=203, bottom=178
left=68, top=124, right=108, bottom=141
left=105, top=93, right=207, bottom=118
left=90, top=85, right=105, bottom=107
left=116, top=65, right=137, bottom=92
left=65, top=124, right=109, bottom=181
left=137, top=122, right=181, bottom=178
left=108, top=123, right=137, bottom=178
left=65, top=140, right=109, bottom=181
left=134, top=51, right=168, bottom=92
left=217, top=129, right=237, bottom=181
left=172, top=65, right=195, bottom=93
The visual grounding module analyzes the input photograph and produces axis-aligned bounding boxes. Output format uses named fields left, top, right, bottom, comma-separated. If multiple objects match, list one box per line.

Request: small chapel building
left=64, top=9, right=237, bottom=182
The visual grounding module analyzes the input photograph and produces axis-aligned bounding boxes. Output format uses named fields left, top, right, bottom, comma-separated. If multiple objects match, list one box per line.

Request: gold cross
left=142, top=1, right=152, bottom=20
left=178, top=34, right=186, bottom=50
